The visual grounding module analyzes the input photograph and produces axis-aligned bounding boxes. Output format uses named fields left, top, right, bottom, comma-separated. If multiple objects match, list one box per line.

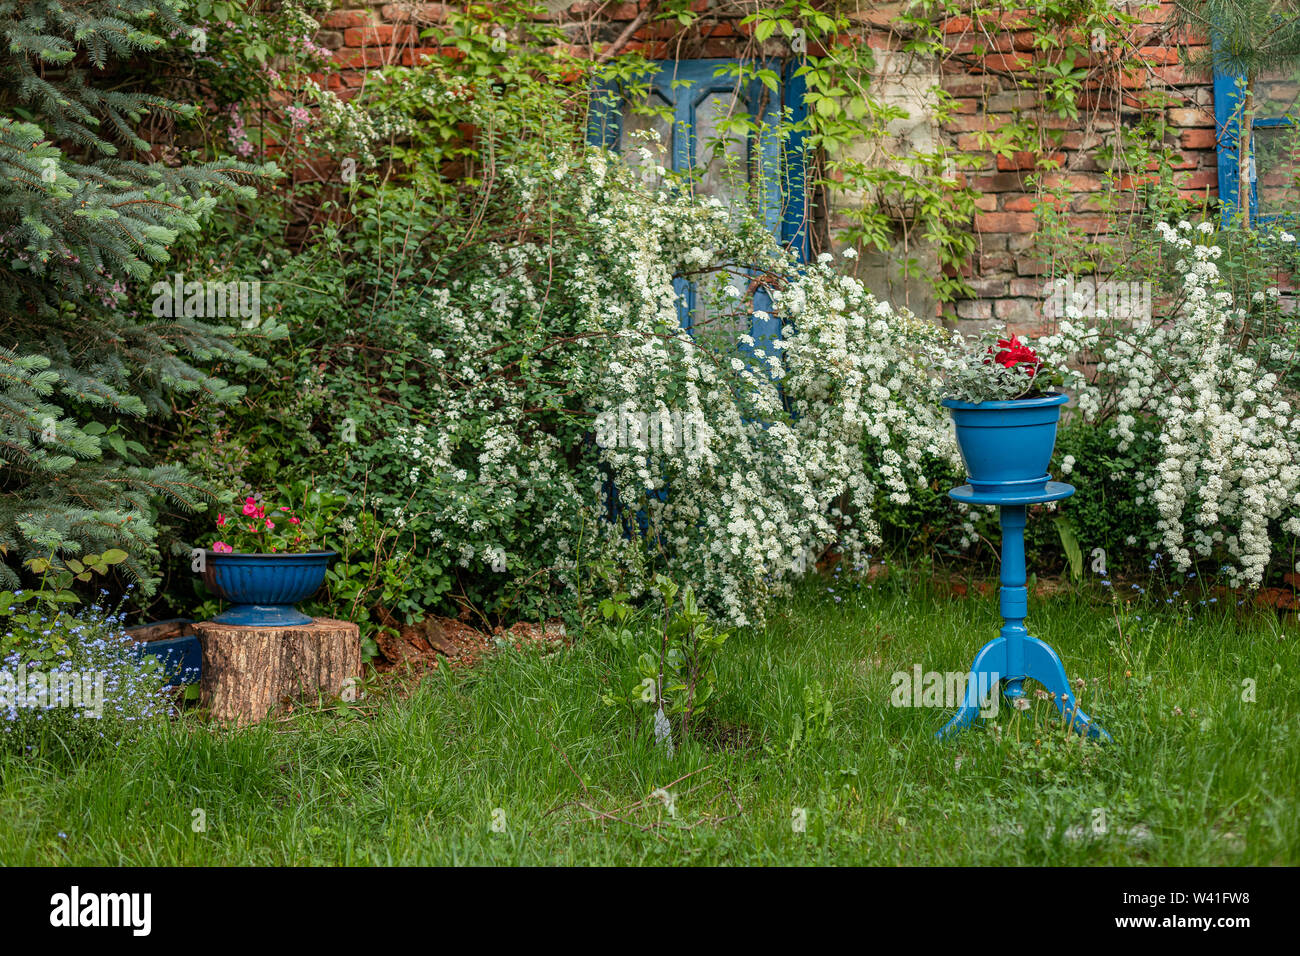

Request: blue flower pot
left=941, top=392, right=1068, bottom=495
left=202, top=551, right=338, bottom=627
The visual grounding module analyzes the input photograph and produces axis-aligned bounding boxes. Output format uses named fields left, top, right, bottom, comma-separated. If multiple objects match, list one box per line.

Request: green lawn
left=3, top=570, right=1297, bottom=865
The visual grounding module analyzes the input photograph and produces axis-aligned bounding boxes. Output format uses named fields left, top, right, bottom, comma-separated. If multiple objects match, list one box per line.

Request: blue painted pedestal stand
left=938, top=479, right=1111, bottom=741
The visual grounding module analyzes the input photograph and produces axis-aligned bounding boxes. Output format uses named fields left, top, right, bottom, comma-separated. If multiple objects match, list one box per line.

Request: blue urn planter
left=941, top=391, right=1069, bottom=497
left=202, top=551, right=337, bottom=627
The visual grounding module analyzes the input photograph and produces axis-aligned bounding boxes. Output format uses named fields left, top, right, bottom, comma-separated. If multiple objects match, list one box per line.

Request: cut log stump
left=195, top=617, right=361, bottom=725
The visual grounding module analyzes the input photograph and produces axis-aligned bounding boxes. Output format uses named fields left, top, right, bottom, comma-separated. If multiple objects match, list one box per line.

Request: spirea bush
left=586, top=177, right=960, bottom=623
left=267, top=146, right=960, bottom=628
left=1040, top=219, right=1300, bottom=585
left=1, top=597, right=168, bottom=758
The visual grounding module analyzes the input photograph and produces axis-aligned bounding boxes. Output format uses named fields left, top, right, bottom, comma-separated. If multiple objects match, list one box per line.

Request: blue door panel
left=589, top=57, right=808, bottom=346
left=1213, top=33, right=1298, bottom=227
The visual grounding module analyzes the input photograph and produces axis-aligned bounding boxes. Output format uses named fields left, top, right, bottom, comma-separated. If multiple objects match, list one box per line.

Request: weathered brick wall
left=311, top=1, right=1218, bottom=326
left=938, top=3, right=1216, bottom=328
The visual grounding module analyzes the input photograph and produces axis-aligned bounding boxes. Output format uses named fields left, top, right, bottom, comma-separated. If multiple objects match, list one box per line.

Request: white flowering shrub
left=773, top=250, right=958, bottom=567
left=1039, top=220, right=1300, bottom=585
left=295, top=77, right=410, bottom=169
left=274, top=145, right=959, bottom=628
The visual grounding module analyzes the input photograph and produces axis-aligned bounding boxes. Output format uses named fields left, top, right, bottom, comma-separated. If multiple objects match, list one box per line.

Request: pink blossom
left=227, top=104, right=255, bottom=158
left=213, top=541, right=233, bottom=553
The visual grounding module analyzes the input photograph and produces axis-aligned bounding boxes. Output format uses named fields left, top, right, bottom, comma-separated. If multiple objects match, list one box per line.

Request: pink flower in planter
left=264, top=518, right=275, bottom=530
left=213, top=541, right=233, bottom=553
left=289, top=517, right=300, bottom=525
left=216, top=514, right=227, bottom=527
left=241, top=497, right=258, bottom=517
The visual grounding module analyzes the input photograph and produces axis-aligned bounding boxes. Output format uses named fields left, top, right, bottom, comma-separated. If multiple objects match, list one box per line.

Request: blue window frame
left=588, top=59, right=809, bottom=350
left=1213, top=40, right=1300, bottom=227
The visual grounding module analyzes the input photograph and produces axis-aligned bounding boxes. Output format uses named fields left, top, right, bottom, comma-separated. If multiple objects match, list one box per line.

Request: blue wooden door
left=589, top=59, right=808, bottom=353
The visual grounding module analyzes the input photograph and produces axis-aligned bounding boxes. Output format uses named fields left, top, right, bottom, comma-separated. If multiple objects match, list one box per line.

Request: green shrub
left=595, top=576, right=731, bottom=748
left=1025, top=418, right=1160, bottom=573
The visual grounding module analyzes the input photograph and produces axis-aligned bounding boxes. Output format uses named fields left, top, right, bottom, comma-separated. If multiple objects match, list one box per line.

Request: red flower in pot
left=988, top=335, right=1042, bottom=377
left=199, top=492, right=338, bottom=627
left=941, top=329, right=1067, bottom=497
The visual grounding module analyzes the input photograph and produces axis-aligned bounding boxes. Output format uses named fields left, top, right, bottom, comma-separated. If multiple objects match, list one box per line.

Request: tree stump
left=195, top=617, right=361, bottom=725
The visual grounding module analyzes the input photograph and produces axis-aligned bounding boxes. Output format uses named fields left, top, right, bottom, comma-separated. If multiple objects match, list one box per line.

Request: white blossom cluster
left=297, top=78, right=410, bottom=168
left=1039, top=220, right=1300, bottom=585
left=775, top=257, right=959, bottom=556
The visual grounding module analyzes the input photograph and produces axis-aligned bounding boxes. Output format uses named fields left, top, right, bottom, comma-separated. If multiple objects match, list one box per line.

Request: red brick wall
left=939, top=2, right=1216, bottom=325
left=312, top=1, right=1218, bottom=323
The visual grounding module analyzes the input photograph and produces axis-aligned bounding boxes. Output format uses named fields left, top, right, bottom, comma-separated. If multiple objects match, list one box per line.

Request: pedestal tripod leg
left=936, top=637, right=1003, bottom=739
left=936, top=504, right=1111, bottom=741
